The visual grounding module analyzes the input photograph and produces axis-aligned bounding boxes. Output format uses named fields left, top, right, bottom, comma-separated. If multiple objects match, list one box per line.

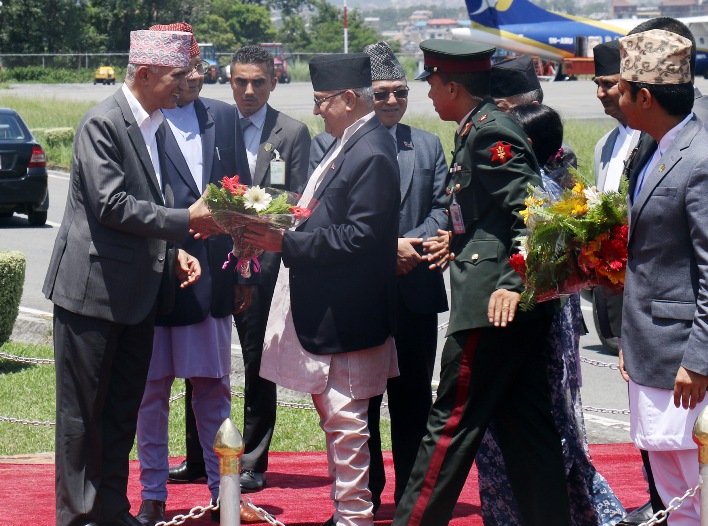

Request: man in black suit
left=310, top=41, right=448, bottom=514
left=244, top=53, right=400, bottom=526
left=43, top=29, right=218, bottom=526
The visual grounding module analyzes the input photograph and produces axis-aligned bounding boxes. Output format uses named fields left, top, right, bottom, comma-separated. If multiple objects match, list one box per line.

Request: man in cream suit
left=619, top=29, right=708, bottom=526
left=43, top=29, right=217, bottom=526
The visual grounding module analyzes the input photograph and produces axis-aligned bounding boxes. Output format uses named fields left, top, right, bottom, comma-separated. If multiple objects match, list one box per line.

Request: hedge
left=0, top=251, right=26, bottom=346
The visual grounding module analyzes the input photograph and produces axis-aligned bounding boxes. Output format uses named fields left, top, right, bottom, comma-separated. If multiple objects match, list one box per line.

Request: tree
left=300, top=0, right=382, bottom=53
left=193, top=14, right=238, bottom=51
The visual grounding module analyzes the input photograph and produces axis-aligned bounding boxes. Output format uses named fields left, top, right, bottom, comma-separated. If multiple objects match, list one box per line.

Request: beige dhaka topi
left=619, top=28, right=692, bottom=85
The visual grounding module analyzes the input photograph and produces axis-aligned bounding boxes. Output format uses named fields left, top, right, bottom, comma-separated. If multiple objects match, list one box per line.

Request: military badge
left=490, top=141, right=513, bottom=164
left=477, top=114, right=488, bottom=123
left=460, top=122, right=472, bottom=139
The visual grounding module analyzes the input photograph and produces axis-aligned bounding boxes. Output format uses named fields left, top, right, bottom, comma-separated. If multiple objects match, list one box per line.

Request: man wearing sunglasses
left=310, top=41, right=449, bottom=517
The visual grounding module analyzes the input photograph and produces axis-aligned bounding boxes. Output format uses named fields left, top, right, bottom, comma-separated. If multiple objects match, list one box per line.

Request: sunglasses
left=373, top=89, right=409, bottom=101
left=187, top=60, right=210, bottom=77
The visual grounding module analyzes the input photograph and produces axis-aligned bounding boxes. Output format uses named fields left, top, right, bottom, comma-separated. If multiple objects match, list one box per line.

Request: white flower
left=243, top=186, right=272, bottom=212
left=514, top=236, right=529, bottom=259
left=583, top=185, right=602, bottom=207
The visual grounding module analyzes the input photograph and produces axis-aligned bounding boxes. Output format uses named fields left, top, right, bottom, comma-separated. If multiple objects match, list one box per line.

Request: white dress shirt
left=605, top=124, right=637, bottom=193
left=122, top=84, right=164, bottom=191
left=163, top=102, right=204, bottom=192
left=238, top=104, right=268, bottom=180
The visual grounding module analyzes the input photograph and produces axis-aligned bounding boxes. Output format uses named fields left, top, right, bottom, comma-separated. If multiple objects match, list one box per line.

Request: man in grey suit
left=229, top=44, right=311, bottom=493
left=43, top=29, right=218, bottom=526
left=168, top=44, right=311, bottom=494
left=619, top=29, right=708, bottom=526
left=309, top=41, right=448, bottom=514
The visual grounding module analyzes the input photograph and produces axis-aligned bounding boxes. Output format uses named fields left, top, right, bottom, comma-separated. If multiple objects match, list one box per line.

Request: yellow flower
left=572, top=182, right=585, bottom=195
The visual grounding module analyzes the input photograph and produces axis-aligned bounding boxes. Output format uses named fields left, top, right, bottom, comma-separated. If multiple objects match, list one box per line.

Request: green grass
left=0, top=341, right=390, bottom=456
left=0, top=93, right=613, bottom=176
left=0, top=94, right=93, bottom=169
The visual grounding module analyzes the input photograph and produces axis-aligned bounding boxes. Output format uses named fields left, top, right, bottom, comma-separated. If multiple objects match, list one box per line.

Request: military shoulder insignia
left=490, top=141, right=513, bottom=164
left=460, top=122, right=472, bottom=139
left=477, top=114, right=489, bottom=123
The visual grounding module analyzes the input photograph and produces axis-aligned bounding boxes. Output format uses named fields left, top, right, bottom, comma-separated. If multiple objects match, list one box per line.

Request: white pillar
left=214, top=418, right=245, bottom=526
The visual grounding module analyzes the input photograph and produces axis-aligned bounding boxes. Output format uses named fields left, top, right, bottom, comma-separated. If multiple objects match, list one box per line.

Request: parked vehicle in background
left=261, top=43, right=292, bottom=83
left=0, top=108, right=48, bottom=226
left=94, top=66, right=116, bottom=85
left=198, top=43, right=220, bottom=84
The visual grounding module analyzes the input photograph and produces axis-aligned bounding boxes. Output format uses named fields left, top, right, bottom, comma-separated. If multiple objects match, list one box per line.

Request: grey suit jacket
left=252, top=104, right=311, bottom=191
left=43, top=88, right=190, bottom=325
left=310, top=124, right=449, bottom=314
left=622, top=116, right=708, bottom=389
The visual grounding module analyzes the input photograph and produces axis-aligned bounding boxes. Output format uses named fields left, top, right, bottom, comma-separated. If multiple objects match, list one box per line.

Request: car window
left=0, top=116, right=27, bottom=140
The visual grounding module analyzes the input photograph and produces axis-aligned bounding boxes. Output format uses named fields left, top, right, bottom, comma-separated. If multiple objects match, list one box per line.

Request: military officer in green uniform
left=392, top=39, right=572, bottom=526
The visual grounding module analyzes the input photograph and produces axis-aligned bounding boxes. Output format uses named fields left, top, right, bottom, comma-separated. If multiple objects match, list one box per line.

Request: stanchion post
left=692, top=406, right=708, bottom=525
left=214, top=418, right=245, bottom=526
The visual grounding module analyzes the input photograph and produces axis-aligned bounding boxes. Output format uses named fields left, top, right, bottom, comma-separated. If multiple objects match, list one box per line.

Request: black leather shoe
left=617, top=501, right=655, bottom=525
left=110, top=512, right=145, bottom=526
left=240, top=470, right=266, bottom=493
left=136, top=500, right=165, bottom=526
left=167, top=459, right=207, bottom=483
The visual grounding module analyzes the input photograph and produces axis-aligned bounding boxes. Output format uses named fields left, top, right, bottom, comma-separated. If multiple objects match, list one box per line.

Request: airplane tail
left=466, top=0, right=569, bottom=28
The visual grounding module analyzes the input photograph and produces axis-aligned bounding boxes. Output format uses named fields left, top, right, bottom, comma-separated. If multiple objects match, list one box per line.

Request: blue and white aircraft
left=451, top=0, right=708, bottom=77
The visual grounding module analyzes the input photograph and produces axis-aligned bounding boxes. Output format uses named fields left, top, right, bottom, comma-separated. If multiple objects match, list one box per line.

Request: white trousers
left=312, top=354, right=374, bottom=526
left=648, top=449, right=700, bottom=526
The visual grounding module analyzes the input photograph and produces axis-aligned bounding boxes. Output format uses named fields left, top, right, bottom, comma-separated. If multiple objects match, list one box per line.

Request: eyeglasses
left=188, top=60, right=210, bottom=77
left=373, top=88, right=409, bottom=101
left=313, top=90, right=348, bottom=108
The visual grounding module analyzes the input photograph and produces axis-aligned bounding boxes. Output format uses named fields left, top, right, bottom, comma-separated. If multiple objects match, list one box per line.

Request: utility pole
left=343, top=0, right=348, bottom=54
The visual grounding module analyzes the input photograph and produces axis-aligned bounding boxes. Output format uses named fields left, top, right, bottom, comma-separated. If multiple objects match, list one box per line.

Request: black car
left=0, top=107, right=48, bottom=226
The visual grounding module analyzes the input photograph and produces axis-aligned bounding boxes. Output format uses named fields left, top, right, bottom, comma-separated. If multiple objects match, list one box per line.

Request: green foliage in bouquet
left=203, top=176, right=293, bottom=216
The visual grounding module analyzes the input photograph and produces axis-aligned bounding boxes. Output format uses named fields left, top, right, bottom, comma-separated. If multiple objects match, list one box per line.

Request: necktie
left=240, top=117, right=253, bottom=133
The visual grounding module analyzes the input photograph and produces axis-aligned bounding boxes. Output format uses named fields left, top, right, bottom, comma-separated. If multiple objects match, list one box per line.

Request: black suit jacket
left=283, top=116, right=400, bottom=355
left=156, top=97, right=239, bottom=326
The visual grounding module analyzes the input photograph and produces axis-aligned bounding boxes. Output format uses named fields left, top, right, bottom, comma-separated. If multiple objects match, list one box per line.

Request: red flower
left=221, top=175, right=247, bottom=196
left=578, top=224, right=628, bottom=289
left=509, top=253, right=527, bottom=281
left=289, top=206, right=312, bottom=219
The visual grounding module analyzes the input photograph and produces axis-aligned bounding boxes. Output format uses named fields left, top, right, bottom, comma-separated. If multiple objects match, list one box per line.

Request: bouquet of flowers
left=509, top=168, right=628, bottom=311
left=204, top=175, right=317, bottom=278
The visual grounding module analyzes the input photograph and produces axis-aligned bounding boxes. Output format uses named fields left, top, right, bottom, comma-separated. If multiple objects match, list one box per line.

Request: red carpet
left=0, top=444, right=646, bottom=525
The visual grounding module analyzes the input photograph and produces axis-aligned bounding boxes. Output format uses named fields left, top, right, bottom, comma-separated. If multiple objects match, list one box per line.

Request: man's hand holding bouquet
left=204, top=175, right=317, bottom=277
left=510, top=168, right=628, bottom=311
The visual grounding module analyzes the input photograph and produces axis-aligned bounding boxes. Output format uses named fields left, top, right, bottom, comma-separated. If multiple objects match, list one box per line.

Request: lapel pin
left=658, top=164, right=665, bottom=172
left=331, top=162, right=336, bottom=170
left=264, top=143, right=273, bottom=152
left=404, top=141, right=412, bottom=149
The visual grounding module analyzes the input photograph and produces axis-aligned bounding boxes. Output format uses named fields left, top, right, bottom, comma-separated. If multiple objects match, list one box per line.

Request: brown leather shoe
left=136, top=500, right=165, bottom=526
left=209, top=499, right=263, bottom=523
left=241, top=502, right=264, bottom=523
